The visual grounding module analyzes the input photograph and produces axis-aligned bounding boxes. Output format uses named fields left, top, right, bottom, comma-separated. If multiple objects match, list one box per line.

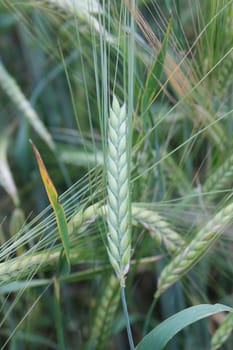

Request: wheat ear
left=38, top=0, right=113, bottom=42
left=90, top=274, right=120, bottom=349
left=70, top=202, right=184, bottom=254
left=215, top=54, right=233, bottom=99
left=203, top=152, right=233, bottom=198
left=155, top=202, right=233, bottom=299
left=107, top=95, right=131, bottom=287
left=40, top=0, right=101, bottom=16
left=210, top=312, right=233, bottom=350
left=0, top=60, right=54, bottom=150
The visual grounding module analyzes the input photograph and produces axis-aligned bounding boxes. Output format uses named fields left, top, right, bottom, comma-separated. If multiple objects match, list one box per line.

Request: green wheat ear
left=106, top=95, right=131, bottom=287
left=155, top=201, right=233, bottom=299
left=210, top=312, right=233, bottom=350
left=90, top=274, right=120, bottom=349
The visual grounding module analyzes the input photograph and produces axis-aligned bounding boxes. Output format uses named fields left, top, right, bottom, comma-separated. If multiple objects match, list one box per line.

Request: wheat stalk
left=155, top=202, right=233, bottom=299
left=211, top=312, right=233, bottom=350
left=106, top=95, right=131, bottom=287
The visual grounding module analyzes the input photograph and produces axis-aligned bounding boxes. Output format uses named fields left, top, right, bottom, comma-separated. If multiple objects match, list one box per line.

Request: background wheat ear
left=210, top=312, right=233, bottom=350
left=155, top=201, right=233, bottom=299
left=106, top=95, right=131, bottom=287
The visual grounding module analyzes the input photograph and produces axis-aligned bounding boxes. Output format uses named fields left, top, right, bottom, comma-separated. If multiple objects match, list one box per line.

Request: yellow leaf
left=30, top=140, right=70, bottom=270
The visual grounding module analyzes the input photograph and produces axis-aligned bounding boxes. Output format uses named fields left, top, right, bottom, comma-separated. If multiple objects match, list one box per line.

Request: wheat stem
left=121, top=286, right=135, bottom=350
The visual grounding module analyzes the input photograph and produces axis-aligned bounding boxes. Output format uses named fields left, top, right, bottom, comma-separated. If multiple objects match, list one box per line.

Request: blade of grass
left=137, top=304, right=233, bottom=350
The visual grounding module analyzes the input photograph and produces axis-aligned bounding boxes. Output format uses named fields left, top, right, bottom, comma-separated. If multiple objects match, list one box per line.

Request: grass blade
left=137, top=304, right=233, bottom=350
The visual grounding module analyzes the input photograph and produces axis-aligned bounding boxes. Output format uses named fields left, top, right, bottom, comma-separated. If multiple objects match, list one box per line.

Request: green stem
left=121, top=286, right=135, bottom=350
left=54, top=278, right=66, bottom=350
left=143, top=298, right=157, bottom=336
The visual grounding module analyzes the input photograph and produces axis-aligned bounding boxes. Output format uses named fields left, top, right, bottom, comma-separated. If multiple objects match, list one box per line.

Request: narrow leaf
left=30, top=141, right=70, bottom=268
left=137, top=304, right=232, bottom=350
left=0, top=279, right=51, bottom=294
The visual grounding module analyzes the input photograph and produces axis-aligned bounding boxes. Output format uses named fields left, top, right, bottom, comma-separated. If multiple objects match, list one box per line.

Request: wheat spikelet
left=107, top=95, right=131, bottom=287
left=211, top=312, right=233, bottom=350
left=155, top=202, right=233, bottom=299
left=90, top=274, right=120, bottom=349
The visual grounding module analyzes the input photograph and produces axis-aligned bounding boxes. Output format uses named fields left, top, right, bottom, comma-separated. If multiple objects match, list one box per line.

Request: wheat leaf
left=137, top=304, right=233, bottom=350
left=30, top=140, right=70, bottom=269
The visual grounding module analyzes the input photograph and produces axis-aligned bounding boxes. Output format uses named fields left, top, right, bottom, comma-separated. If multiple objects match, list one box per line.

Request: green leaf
left=0, top=279, right=51, bottom=294
left=137, top=304, right=233, bottom=350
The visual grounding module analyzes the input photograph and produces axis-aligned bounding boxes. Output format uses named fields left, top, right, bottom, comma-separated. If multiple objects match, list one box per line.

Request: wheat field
left=0, top=1, right=232, bottom=349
